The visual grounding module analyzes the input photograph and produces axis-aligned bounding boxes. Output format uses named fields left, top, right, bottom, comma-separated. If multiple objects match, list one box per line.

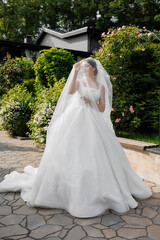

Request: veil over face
left=46, top=57, right=115, bottom=141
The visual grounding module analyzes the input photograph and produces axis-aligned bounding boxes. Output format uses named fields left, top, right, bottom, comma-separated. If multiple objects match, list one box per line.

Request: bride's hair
left=85, top=57, right=98, bottom=76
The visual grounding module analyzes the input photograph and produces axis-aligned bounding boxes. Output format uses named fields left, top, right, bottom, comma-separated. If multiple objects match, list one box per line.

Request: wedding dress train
left=0, top=79, right=152, bottom=218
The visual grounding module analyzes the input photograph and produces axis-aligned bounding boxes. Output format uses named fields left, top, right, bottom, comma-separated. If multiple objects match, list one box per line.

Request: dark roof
left=0, top=39, right=50, bottom=51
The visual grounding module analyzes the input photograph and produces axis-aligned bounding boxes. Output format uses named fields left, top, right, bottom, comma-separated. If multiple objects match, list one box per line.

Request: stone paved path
left=0, top=131, right=160, bottom=240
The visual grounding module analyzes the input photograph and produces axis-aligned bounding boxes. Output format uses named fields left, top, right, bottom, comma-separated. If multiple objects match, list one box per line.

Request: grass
left=118, top=131, right=159, bottom=145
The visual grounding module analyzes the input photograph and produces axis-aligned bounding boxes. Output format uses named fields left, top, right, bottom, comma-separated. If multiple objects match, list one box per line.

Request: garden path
left=0, top=131, right=160, bottom=240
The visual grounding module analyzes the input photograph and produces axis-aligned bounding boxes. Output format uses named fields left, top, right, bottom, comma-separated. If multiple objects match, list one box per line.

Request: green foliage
left=27, top=78, right=66, bottom=145
left=34, top=48, right=75, bottom=88
left=0, top=0, right=160, bottom=42
left=94, top=25, right=160, bottom=134
left=0, top=57, right=35, bottom=96
left=0, top=85, right=33, bottom=137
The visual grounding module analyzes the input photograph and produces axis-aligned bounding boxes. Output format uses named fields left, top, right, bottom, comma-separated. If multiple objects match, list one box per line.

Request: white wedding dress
left=0, top=79, right=152, bottom=218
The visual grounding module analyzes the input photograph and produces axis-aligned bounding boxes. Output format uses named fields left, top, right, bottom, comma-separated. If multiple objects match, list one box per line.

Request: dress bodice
left=77, top=80, right=102, bottom=103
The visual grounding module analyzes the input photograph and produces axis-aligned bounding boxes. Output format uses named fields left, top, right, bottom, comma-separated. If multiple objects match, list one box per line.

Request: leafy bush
left=34, top=48, right=75, bottom=88
left=27, top=78, right=66, bottom=144
left=0, top=57, right=35, bottom=96
left=0, top=85, right=33, bottom=137
left=94, top=25, right=160, bottom=135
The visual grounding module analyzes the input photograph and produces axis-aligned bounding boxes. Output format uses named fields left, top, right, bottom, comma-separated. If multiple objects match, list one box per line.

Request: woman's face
left=81, top=61, right=95, bottom=77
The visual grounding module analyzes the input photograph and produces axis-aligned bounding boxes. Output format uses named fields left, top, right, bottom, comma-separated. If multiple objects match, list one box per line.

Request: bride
left=0, top=57, right=152, bottom=218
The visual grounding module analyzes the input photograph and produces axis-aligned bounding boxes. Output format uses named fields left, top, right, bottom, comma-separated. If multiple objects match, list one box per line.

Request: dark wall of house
left=0, top=47, right=22, bottom=61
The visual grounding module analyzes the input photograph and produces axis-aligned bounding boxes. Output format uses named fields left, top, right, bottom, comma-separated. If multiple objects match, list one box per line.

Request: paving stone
left=152, top=185, right=160, bottom=193
left=13, top=205, right=37, bottom=215
left=0, top=198, right=5, bottom=204
left=124, top=224, right=145, bottom=229
left=74, top=217, right=101, bottom=226
left=136, top=208, right=142, bottom=214
left=83, top=225, right=104, bottom=238
left=46, top=231, right=61, bottom=238
left=137, top=237, right=152, bottom=240
left=58, top=228, right=68, bottom=238
left=0, top=205, right=12, bottom=215
left=64, top=226, right=86, bottom=240
left=38, top=208, right=63, bottom=215
left=3, top=192, right=15, bottom=201
left=92, top=223, right=107, bottom=229
left=26, top=214, right=45, bottom=230
left=9, top=234, right=28, bottom=239
left=142, top=197, right=160, bottom=206
left=142, top=206, right=158, bottom=218
left=147, top=224, right=160, bottom=240
left=83, top=238, right=105, bottom=240
left=102, top=228, right=116, bottom=238
left=117, top=227, right=147, bottom=239
left=111, top=237, right=126, bottom=240
left=64, top=223, right=76, bottom=229
left=121, top=215, right=152, bottom=226
left=20, top=217, right=27, bottom=228
left=19, top=238, right=34, bottom=240
left=152, top=192, right=160, bottom=198
left=29, top=224, right=62, bottom=239
left=152, top=214, right=160, bottom=224
left=110, top=222, right=125, bottom=230
left=11, top=197, right=26, bottom=206
left=44, top=238, right=61, bottom=240
left=0, top=225, right=28, bottom=239
left=101, top=214, right=123, bottom=227
left=47, top=214, right=73, bottom=226
left=0, top=214, right=25, bottom=225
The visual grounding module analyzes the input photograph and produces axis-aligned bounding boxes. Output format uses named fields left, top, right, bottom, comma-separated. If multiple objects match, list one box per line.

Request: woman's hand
left=73, top=62, right=81, bottom=73
left=81, top=96, right=91, bottom=105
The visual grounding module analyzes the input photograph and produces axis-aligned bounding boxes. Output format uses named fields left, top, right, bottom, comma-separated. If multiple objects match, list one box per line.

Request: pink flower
left=122, top=25, right=125, bottom=29
left=119, top=66, right=123, bottom=69
left=122, top=112, right=125, bottom=116
left=101, top=53, right=104, bottom=56
left=115, top=118, right=121, bottom=123
left=130, top=105, right=134, bottom=113
left=120, top=55, right=122, bottom=58
left=136, top=32, right=139, bottom=34
left=113, top=77, right=117, bottom=80
left=142, top=48, right=145, bottom=51
left=138, top=34, right=142, bottom=38
left=118, top=27, right=121, bottom=31
left=111, top=108, right=114, bottom=111
left=99, top=49, right=102, bottom=52
left=101, top=32, right=106, bottom=37
left=107, top=53, right=111, bottom=56
left=107, top=35, right=110, bottom=38
left=148, top=33, right=152, bottom=37
left=143, top=26, right=146, bottom=29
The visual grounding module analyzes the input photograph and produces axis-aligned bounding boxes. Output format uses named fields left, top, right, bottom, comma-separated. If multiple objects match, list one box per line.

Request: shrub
left=0, top=85, right=33, bottom=137
left=27, top=78, right=66, bottom=145
left=34, top=48, right=75, bottom=88
left=0, top=57, right=35, bottom=96
left=94, top=25, right=160, bottom=135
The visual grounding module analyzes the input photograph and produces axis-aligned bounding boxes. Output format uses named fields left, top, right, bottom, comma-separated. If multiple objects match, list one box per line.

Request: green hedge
left=28, top=78, right=66, bottom=144
left=0, top=57, right=35, bottom=97
left=34, top=48, right=75, bottom=88
left=94, top=25, right=160, bottom=135
left=0, top=85, right=33, bottom=137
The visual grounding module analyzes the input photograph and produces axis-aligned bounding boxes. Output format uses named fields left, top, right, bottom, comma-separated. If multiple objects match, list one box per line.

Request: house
left=0, top=37, right=50, bottom=61
left=0, top=27, right=102, bottom=61
left=35, top=26, right=102, bottom=60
